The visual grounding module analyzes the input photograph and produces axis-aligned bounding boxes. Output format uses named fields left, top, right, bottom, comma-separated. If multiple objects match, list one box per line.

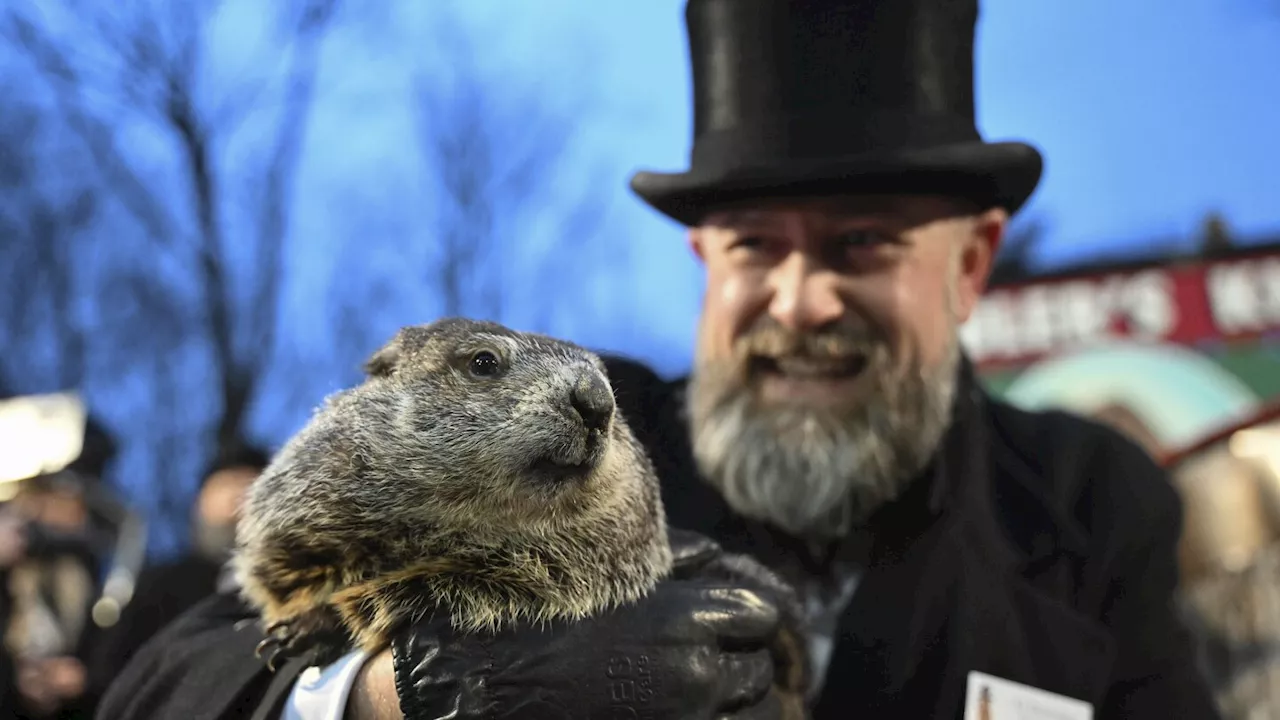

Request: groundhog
left=233, top=317, right=811, bottom=718
left=232, top=318, right=674, bottom=666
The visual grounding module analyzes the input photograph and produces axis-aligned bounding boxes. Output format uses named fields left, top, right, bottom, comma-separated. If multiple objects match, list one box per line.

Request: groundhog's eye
left=467, top=350, right=502, bottom=378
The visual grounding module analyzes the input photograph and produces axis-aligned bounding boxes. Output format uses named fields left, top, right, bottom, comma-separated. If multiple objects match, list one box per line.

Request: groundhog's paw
left=254, top=619, right=305, bottom=671
left=254, top=611, right=345, bottom=671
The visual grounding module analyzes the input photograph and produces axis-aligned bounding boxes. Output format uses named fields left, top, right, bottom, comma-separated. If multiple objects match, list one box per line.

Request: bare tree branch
left=1, top=7, right=179, bottom=246
left=213, top=0, right=339, bottom=446
left=246, top=0, right=339, bottom=362
left=7, top=0, right=341, bottom=454
left=414, top=69, right=489, bottom=318
left=0, top=96, right=99, bottom=391
left=95, top=262, right=197, bottom=527
left=411, top=7, right=617, bottom=328
left=1198, top=211, right=1234, bottom=258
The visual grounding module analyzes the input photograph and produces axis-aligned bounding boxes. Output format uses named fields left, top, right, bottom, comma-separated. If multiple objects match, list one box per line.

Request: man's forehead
left=700, top=194, right=975, bottom=228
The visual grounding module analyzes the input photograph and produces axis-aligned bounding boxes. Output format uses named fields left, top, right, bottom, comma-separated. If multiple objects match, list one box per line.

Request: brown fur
left=232, top=318, right=673, bottom=663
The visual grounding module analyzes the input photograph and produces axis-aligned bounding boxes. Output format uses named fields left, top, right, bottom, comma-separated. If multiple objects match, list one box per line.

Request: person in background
left=3, top=416, right=119, bottom=720
left=0, top=504, right=30, bottom=717
left=99, top=0, right=1223, bottom=718
left=82, top=440, right=269, bottom=707
left=1171, top=430, right=1280, bottom=719
left=7, top=484, right=95, bottom=720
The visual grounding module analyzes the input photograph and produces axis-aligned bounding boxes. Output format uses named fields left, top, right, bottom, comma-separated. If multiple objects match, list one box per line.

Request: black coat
left=97, top=356, right=1221, bottom=720
left=83, top=554, right=224, bottom=707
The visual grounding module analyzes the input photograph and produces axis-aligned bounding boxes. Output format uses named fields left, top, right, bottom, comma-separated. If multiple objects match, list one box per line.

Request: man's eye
left=729, top=235, right=767, bottom=251
left=833, top=230, right=888, bottom=248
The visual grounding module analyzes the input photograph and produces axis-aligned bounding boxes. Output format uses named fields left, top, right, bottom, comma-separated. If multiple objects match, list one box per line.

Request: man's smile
left=749, top=353, right=869, bottom=404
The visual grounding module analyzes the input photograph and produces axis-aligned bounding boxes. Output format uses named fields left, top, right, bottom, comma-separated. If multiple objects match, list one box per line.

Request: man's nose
left=767, top=253, right=845, bottom=332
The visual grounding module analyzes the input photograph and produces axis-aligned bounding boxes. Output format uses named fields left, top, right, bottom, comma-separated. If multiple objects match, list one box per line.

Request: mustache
left=732, top=317, right=883, bottom=361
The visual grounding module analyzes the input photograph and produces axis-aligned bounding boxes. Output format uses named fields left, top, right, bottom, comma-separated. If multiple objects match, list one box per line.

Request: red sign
left=962, top=250, right=1280, bottom=370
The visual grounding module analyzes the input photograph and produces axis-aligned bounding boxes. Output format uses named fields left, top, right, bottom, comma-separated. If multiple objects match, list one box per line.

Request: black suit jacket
left=97, top=355, right=1221, bottom=720
left=608, top=355, right=1220, bottom=719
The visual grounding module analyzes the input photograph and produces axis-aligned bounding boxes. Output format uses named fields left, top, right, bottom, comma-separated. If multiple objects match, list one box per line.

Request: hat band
left=689, top=110, right=981, bottom=170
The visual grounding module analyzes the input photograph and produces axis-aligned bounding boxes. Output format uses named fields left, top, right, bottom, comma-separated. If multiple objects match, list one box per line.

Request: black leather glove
left=391, top=529, right=803, bottom=719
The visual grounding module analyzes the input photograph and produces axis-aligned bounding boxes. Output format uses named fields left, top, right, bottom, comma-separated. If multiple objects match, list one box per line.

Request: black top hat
left=65, top=416, right=118, bottom=481
left=630, top=0, right=1044, bottom=226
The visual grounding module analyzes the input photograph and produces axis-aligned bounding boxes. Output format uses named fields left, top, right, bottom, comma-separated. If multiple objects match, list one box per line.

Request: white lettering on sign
left=1206, top=257, right=1280, bottom=334
left=961, top=270, right=1178, bottom=364
left=1125, top=270, right=1179, bottom=337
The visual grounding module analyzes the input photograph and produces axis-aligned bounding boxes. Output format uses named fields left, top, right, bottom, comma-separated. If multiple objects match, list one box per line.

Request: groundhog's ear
left=363, top=340, right=401, bottom=378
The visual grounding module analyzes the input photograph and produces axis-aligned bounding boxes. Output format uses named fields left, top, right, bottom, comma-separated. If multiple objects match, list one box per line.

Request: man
left=83, top=441, right=269, bottom=707
left=98, top=0, right=1222, bottom=718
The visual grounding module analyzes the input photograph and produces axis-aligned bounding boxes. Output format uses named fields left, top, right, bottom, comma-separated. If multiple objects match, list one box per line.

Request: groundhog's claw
left=255, top=620, right=302, bottom=671
left=255, top=635, right=282, bottom=670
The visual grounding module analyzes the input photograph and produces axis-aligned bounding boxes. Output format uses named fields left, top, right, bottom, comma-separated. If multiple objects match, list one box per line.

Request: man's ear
left=953, top=207, right=1008, bottom=322
left=688, top=228, right=707, bottom=263
left=362, top=338, right=401, bottom=378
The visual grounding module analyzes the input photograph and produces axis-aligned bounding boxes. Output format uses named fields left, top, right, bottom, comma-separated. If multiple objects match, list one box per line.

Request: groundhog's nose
left=570, top=369, right=615, bottom=433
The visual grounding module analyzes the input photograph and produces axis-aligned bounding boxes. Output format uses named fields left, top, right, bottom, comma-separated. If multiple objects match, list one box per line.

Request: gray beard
left=686, top=333, right=960, bottom=540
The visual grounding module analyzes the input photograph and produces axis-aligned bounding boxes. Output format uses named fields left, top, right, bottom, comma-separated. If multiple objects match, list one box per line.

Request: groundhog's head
left=233, top=318, right=673, bottom=644
left=355, top=317, right=644, bottom=522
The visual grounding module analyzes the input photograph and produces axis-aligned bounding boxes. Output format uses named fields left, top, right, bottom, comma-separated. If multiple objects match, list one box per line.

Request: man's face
left=685, top=194, right=1005, bottom=538
left=193, top=466, right=260, bottom=558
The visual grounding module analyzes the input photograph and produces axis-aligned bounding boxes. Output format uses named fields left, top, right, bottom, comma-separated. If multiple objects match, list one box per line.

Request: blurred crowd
left=0, top=405, right=267, bottom=719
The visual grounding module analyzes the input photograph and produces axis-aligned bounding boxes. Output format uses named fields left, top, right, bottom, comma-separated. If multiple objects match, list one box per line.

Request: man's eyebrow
left=813, top=197, right=897, bottom=217
left=703, top=210, right=777, bottom=228
left=821, top=203, right=954, bottom=229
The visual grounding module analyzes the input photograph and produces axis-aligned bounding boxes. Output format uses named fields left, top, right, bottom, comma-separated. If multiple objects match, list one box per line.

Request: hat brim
left=629, top=140, right=1043, bottom=226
